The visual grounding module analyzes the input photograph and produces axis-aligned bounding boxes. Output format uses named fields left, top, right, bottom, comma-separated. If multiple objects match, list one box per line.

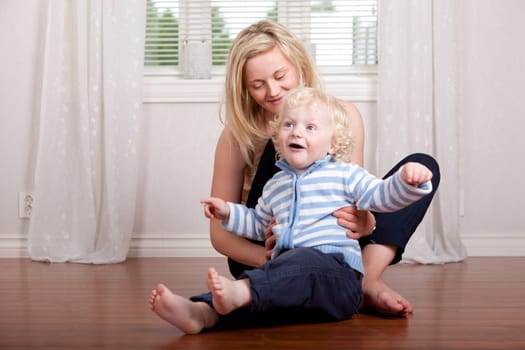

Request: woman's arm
left=208, top=128, right=268, bottom=268
left=333, top=100, right=376, bottom=238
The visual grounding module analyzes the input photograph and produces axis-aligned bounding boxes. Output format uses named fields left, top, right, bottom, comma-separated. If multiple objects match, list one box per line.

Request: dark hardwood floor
left=1, top=256, right=524, bottom=350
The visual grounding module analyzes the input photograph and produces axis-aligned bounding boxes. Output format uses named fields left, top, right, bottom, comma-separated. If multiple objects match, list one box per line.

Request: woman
left=149, top=21, right=440, bottom=332
left=209, top=19, right=440, bottom=317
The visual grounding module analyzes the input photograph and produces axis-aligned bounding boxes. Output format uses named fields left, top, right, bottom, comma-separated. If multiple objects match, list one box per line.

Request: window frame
left=143, top=0, right=378, bottom=103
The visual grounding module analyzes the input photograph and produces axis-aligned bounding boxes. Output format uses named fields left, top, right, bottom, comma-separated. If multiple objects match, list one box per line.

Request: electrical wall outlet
left=19, top=192, right=34, bottom=219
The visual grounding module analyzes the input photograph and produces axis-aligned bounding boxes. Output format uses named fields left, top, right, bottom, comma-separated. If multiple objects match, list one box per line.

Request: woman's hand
left=264, top=218, right=277, bottom=260
left=333, top=206, right=376, bottom=239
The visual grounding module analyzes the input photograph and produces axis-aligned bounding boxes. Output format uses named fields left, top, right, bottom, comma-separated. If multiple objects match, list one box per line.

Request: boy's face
left=277, top=102, right=335, bottom=173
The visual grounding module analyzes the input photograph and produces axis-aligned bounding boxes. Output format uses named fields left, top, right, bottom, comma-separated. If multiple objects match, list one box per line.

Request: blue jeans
left=191, top=247, right=362, bottom=330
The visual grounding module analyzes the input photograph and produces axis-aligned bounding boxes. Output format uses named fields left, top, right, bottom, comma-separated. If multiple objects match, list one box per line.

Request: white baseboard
left=127, top=233, right=221, bottom=258
left=460, top=232, right=525, bottom=256
left=1, top=232, right=523, bottom=258
left=0, top=234, right=29, bottom=258
left=0, top=233, right=221, bottom=259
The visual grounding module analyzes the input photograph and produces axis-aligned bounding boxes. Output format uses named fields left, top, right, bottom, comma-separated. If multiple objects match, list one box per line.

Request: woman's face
left=243, top=46, right=301, bottom=119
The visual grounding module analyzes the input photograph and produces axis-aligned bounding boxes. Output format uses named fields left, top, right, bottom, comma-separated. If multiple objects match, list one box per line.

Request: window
left=145, top=0, right=377, bottom=78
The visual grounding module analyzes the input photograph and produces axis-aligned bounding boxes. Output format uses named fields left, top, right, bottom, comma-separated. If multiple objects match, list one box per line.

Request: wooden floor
left=1, top=257, right=525, bottom=350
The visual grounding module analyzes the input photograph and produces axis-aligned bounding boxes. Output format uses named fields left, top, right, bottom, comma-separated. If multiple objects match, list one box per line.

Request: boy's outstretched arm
left=201, top=197, right=231, bottom=221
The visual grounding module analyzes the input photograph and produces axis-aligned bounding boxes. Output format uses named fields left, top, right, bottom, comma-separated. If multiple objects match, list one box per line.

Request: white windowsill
left=142, top=74, right=378, bottom=104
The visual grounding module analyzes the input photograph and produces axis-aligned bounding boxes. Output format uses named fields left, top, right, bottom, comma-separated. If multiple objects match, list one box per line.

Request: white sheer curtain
left=376, top=0, right=467, bottom=263
left=28, top=0, right=145, bottom=263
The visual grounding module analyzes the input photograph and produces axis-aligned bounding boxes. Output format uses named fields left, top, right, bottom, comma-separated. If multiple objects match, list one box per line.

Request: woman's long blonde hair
left=221, top=19, right=322, bottom=167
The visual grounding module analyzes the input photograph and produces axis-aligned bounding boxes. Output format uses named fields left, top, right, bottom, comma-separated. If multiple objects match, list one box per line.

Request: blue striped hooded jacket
left=222, top=155, right=432, bottom=274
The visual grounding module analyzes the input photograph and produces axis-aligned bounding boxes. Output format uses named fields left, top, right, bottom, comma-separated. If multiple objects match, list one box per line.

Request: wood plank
left=0, top=257, right=524, bottom=350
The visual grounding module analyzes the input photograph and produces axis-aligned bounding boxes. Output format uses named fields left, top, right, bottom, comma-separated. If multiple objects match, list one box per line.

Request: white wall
left=0, top=1, right=46, bottom=256
left=457, top=0, right=525, bottom=255
left=132, top=101, right=223, bottom=256
left=1, top=0, right=524, bottom=258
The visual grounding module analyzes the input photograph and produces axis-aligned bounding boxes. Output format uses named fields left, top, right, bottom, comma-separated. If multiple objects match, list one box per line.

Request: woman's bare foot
left=359, top=244, right=413, bottom=317
left=149, top=283, right=218, bottom=334
left=361, top=278, right=413, bottom=317
left=206, top=267, right=251, bottom=315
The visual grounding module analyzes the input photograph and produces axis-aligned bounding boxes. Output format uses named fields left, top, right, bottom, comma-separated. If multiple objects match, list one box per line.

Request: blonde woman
left=148, top=20, right=440, bottom=330
left=210, top=20, right=440, bottom=316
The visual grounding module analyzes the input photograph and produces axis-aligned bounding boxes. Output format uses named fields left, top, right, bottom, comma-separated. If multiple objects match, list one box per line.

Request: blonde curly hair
left=271, top=87, right=354, bottom=162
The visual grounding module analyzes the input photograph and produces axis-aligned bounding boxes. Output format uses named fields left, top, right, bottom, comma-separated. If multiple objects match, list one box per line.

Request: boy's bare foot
left=149, top=283, right=218, bottom=334
left=361, top=278, right=413, bottom=317
left=206, top=267, right=251, bottom=315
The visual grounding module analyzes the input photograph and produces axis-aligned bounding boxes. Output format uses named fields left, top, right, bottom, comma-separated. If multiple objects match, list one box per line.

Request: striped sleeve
left=353, top=166, right=433, bottom=212
left=220, top=176, right=279, bottom=241
left=221, top=202, right=268, bottom=241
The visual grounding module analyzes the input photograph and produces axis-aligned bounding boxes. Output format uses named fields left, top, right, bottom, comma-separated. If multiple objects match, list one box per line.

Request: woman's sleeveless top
left=245, top=140, right=280, bottom=209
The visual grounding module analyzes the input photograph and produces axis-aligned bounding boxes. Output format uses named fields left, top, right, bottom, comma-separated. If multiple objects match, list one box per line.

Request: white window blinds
left=145, top=0, right=377, bottom=77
